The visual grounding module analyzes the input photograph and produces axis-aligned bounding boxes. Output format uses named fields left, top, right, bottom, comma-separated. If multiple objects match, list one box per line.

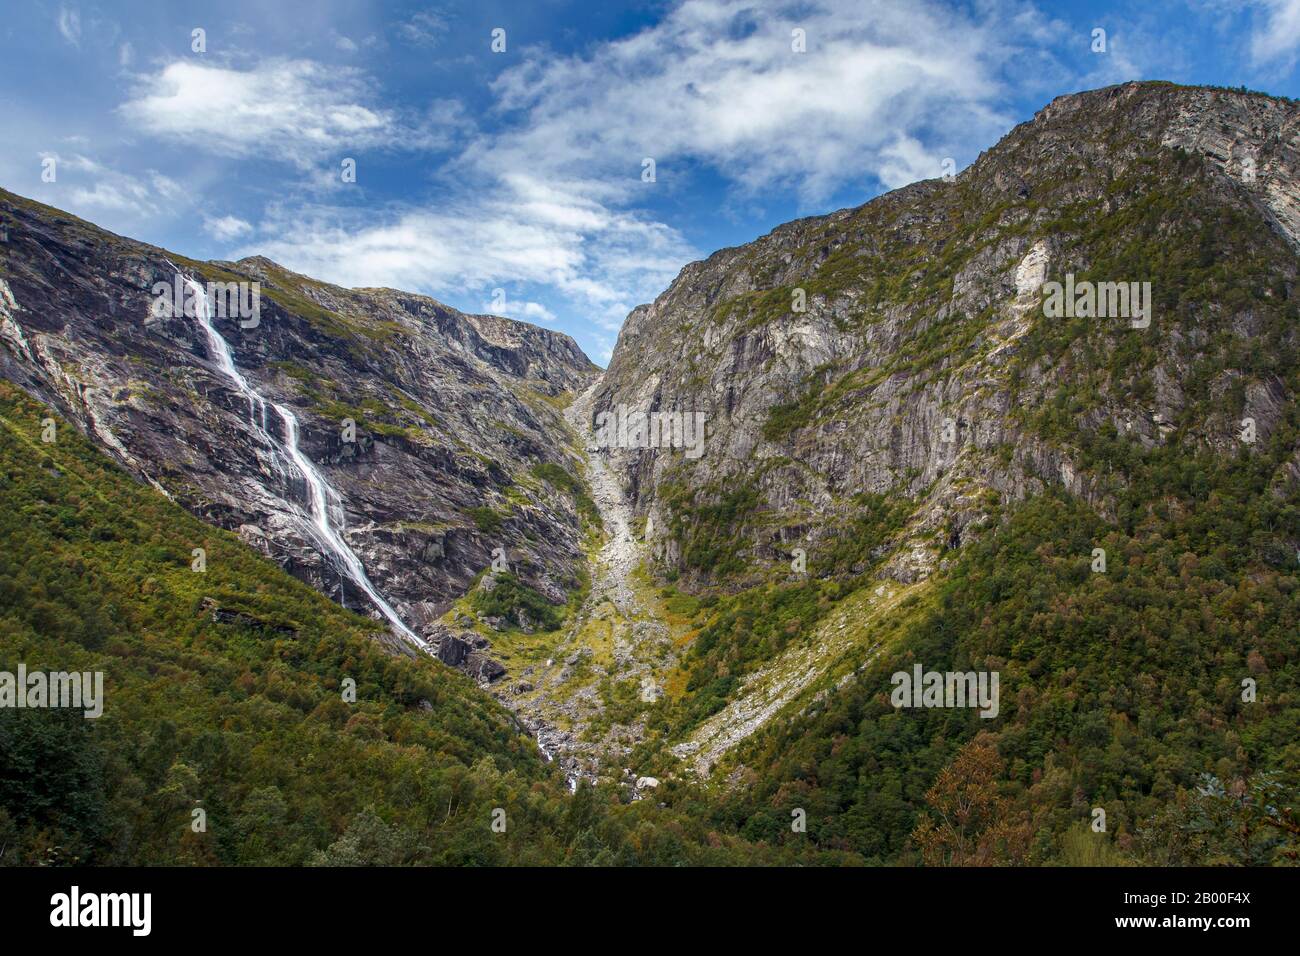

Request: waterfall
left=175, top=268, right=427, bottom=652
left=271, top=402, right=425, bottom=649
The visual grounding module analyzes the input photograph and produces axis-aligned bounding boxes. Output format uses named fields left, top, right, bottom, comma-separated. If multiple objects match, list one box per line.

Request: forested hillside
left=0, top=382, right=843, bottom=866
left=587, top=82, right=1300, bottom=864
left=4, top=81, right=1300, bottom=869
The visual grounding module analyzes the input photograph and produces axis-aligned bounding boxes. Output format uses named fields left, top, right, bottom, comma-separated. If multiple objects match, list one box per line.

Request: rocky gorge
left=3, top=80, right=1300, bottom=799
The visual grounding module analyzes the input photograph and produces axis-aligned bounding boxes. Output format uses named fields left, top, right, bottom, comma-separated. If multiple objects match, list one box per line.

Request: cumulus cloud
left=241, top=171, right=694, bottom=332
left=1249, top=0, right=1300, bottom=65
left=119, top=59, right=452, bottom=167
left=483, top=296, right=558, bottom=324
left=474, top=0, right=1023, bottom=202
left=37, top=152, right=184, bottom=220
left=203, top=214, right=254, bottom=241
left=236, top=0, right=1045, bottom=345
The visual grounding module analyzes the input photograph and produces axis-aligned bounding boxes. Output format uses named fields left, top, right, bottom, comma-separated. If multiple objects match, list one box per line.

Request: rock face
left=5, top=80, right=1300, bottom=783
left=593, top=81, right=1300, bottom=589
left=0, top=189, right=599, bottom=651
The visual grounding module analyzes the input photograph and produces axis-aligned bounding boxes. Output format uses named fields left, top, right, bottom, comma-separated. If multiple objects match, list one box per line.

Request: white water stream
left=176, top=269, right=426, bottom=651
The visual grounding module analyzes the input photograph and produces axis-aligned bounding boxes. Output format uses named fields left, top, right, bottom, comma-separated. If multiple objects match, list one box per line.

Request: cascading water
left=174, top=267, right=426, bottom=651
left=272, top=402, right=425, bottom=647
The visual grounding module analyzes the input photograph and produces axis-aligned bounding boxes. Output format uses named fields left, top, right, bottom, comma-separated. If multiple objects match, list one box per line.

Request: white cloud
left=38, top=152, right=183, bottom=220
left=149, top=171, right=184, bottom=201
left=483, top=297, right=558, bottom=324
left=475, top=0, right=1022, bottom=202
left=398, top=10, right=449, bottom=46
left=67, top=181, right=149, bottom=213
left=1250, top=0, right=1300, bottom=64
left=203, top=214, right=254, bottom=241
left=119, top=59, right=451, bottom=168
left=242, top=172, right=694, bottom=332
left=877, top=135, right=946, bottom=191
left=163, top=0, right=1078, bottom=355
left=57, top=7, right=81, bottom=47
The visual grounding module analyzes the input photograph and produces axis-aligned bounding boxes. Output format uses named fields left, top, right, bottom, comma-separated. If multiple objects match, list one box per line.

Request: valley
left=3, top=80, right=1300, bottom=867
left=473, top=382, right=684, bottom=792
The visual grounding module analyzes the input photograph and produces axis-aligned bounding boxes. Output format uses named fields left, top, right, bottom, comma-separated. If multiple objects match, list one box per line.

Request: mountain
left=598, top=81, right=1300, bottom=586
left=0, top=379, right=842, bottom=866
left=564, top=81, right=1300, bottom=860
left=0, top=188, right=600, bottom=663
left=2, top=80, right=1299, bottom=866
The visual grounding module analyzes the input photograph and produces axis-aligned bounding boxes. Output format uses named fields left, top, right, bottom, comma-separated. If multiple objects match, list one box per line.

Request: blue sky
left=3, top=1, right=1300, bottom=364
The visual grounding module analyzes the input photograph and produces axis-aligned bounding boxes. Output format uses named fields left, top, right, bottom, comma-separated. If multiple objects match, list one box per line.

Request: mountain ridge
left=572, top=79, right=1300, bottom=794
left=0, top=185, right=600, bottom=663
left=3, top=79, right=1299, bottom=866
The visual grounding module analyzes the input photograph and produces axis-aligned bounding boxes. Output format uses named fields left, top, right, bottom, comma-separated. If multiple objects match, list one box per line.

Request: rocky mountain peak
left=0, top=185, right=600, bottom=657
left=594, top=79, right=1300, bottom=591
